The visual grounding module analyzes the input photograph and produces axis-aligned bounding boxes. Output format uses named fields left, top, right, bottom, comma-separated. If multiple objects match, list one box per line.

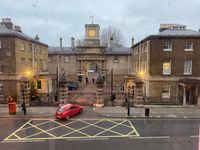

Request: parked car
left=55, top=104, right=83, bottom=120
left=66, top=81, right=78, bottom=90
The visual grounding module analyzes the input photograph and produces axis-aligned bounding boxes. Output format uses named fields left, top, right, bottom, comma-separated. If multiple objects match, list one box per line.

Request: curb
left=92, top=107, right=200, bottom=119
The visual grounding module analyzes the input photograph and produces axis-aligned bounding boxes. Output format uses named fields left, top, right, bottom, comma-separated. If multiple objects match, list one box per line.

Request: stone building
left=0, top=18, right=51, bottom=104
left=48, top=23, right=131, bottom=103
left=131, top=24, right=200, bottom=106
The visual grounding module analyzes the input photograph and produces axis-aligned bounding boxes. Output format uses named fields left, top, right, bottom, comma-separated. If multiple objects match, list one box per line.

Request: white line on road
left=67, top=138, right=110, bottom=141
left=130, top=136, right=170, bottom=139
left=190, top=135, right=199, bottom=138
left=1, top=140, right=45, bottom=143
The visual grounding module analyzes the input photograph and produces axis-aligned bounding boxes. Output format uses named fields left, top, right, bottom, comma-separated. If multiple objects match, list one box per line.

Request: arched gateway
left=48, top=22, right=131, bottom=105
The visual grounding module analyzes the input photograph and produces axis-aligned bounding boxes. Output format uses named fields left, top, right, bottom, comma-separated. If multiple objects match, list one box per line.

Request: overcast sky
left=1, top=0, right=200, bottom=47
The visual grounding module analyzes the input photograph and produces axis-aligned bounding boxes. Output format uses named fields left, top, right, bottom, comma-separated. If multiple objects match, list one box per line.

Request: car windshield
left=57, top=108, right=64, bottom=113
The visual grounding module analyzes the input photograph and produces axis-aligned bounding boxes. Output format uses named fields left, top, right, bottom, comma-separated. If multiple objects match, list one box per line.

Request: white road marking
left=131, top=136, right=170, bottom=139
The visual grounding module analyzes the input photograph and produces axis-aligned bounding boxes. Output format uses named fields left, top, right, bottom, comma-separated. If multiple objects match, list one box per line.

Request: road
left=0, top=116, right=199, bottom=150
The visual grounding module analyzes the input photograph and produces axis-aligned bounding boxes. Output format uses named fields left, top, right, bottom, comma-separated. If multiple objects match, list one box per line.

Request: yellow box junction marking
left=4, top=119, right=140, bottom=142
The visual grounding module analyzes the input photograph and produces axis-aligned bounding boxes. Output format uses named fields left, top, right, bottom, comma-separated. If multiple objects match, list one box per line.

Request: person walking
left=92, top=78, right=95, bottom=84
left=21, top=101, right=27, bottom=115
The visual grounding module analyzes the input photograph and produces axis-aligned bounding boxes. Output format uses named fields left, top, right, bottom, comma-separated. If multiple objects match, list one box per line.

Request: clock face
left=88, top=29, right=96, bottom=37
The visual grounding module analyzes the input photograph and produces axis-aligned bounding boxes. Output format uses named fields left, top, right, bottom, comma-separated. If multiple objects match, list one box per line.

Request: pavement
left=0, top=104, right=200, bottom=119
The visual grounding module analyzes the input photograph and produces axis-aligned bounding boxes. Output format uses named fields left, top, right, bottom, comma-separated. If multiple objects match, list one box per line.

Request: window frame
left=163, top=59, right=171, bottom=75
left=37, top=80, right=42, bottom=90
left=163, top=42, right=172, bottom=51
left=20, top=42, right=25, bottom=51
left=113, top=56, right=119, bottom=63
left=184, top=42, right=193, bottom=51
left=162, top=83, right=170, bottom=98
left=184, top=59, right=192, bottom=75
left=64, top=56, right=70, bottom=63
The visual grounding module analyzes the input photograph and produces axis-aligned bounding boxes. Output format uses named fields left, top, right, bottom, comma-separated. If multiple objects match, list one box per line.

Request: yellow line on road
left=108, top=119, right=133, bottom=129
left=94, top=120, right=128, bottom=137
left=23, top=119, right=79, bottom=139
left=4, top=120, right=32, bottom=140
left=59, top=119, right=104, bottom=138
left=127, top=120, right=140, bottom=136
left=26, top=123, right=56, bottom=138
left=21, top=120, right=52, bottom=131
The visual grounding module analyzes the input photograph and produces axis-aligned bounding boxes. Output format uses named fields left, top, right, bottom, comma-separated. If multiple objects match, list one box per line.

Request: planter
left=96, top=81, right=104, bottom=88
left=94, top=103, right=104, bottom=108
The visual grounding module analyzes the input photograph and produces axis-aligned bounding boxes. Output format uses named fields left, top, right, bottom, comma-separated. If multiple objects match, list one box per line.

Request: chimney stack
left=1, top=18, right=13, bottom=30
left=109, top=37, right=114, bottom=47
left=131, top=37, right=134, bottom=46
left=14, top=25, right=22, bottom=32
left=71, top=37, right=75, bottom=48
left=35, top=35, right=39, bottom=41
left=60, top=37, right=62, bottom=48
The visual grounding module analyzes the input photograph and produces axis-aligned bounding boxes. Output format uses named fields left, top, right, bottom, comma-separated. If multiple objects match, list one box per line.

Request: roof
left=132, top=28, right=200, bottom=48
left=0, top=26, right=48, bottom=47
left=48, top=47, right=76, bottom=54
left=157, top=29, right=200, bottom=36
left=48, top=46, right=131, bottom=55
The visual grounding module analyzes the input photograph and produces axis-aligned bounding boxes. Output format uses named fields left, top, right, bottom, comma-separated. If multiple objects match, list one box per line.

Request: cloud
left=0, top=0, right=200, bottom=46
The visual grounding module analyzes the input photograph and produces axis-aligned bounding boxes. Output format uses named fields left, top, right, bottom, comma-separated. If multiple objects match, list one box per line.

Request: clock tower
left=84, top=23, right=100, bottom=46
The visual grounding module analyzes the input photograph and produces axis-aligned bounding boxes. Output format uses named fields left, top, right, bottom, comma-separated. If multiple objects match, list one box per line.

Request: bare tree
left=101, top=26, right=124, bottom=47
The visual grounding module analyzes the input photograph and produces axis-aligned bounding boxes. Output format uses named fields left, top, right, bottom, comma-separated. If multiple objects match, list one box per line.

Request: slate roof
left=0, top=26, right=48, bottom=46
left=157, top=29, right=200, bottom=36
left=133, top=28, right=200, bottom=48
left=48, top=46, right=131, bottom=55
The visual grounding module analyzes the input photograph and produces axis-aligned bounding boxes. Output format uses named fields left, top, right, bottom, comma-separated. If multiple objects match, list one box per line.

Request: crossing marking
left=3, top=119, right=140, bottom=142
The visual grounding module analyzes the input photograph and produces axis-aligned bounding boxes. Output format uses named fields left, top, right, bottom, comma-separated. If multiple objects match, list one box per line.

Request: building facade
left=131, top=24, right=200, bottom=106
left=0, top=18, right=51, bottom=104
left=48, top=23, right=131, bottom=103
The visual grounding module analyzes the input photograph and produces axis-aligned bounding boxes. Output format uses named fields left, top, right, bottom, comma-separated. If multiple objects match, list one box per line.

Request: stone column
left=183, top=86, right=187, bottom=106
left=197, top=87, right=200, bottom=106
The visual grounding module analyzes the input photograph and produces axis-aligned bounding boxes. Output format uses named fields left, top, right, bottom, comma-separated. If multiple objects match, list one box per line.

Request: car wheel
left=66, top=115, right=70, bottom=120
left=79, top=109, right=82, bottom=113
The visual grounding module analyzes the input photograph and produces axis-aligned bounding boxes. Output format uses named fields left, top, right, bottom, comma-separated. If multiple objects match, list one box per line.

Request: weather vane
left=90, top=15, right=94, bottom=24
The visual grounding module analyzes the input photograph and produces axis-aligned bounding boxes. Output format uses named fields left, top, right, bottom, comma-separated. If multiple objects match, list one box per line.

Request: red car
left=55, top=104, right=83, bottom=120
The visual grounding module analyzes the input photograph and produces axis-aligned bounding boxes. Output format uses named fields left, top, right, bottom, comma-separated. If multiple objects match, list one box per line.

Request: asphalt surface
left=0, top=118, right=199, bottom=150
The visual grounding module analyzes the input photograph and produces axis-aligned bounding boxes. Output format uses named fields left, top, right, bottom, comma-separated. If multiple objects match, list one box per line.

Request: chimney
left=71, top=37, right=75, bottom=48
left=131, top=37, right=134, bottom=46
left=60, top=37, right=62, bottom=48
left=35, top=35, right=39, bottom=41
left=1, top=18, right=13, bottom=30
left=14, top=25, right=22, bottom=32
left=109, top=37, right=114, bottom=47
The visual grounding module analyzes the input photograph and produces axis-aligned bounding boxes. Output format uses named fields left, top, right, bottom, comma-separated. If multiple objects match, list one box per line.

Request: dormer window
left=184, top=42, right=193, bottom=51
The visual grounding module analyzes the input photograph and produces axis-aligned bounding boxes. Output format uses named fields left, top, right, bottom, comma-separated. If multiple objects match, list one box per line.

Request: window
left=0, top=40, right=2, bottom=49
left=163, top=59, right=171, bottom=75
left=34, top=45, right=37, bottom=53
left=28, top=43, right=32, bottom=52
left=0, top=65, right=3, bottom=73
left=64, top=56, right=70, bottom=63
left=39, top=47, right=42, bottom=54
left=0, top=83, right=3, bottom=98
left=163, top=42, right=172, bottom=51
left=20, top=42, right=25, bottom=50
left=184, top=59, right=192, bottom=75
left=37, top=80, right=42, bottom=90
left=162, top=83, right=170, bottom=98
left=113, top=56, right=119, bottom=63
left=21, top=58, right=26, bottom=70
left=48, top=57, right=52, bottom=62
left=184, top=42, right=193, bottom=51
